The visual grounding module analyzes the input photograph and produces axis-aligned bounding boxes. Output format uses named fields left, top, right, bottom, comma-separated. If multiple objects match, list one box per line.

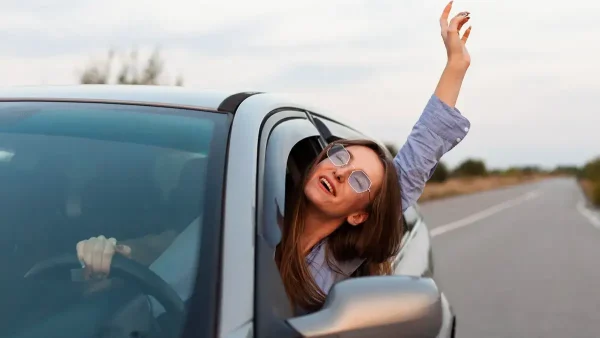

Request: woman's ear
left=347, top=211, right=369, bottom=226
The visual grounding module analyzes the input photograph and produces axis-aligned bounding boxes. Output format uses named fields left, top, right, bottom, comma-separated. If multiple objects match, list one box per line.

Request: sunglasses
left=326, top=144, right=372, bottom=197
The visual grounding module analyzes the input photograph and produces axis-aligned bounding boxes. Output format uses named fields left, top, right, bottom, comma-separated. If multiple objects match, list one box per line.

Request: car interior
left=285, top=136, right=323, bottom=215
left=0, top=104, right=217, bottom=337
left=0, top=137, right=206, bottom=334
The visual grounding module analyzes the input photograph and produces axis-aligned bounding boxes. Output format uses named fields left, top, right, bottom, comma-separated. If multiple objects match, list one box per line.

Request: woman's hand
left=440, top=1, right=472, bottom=68
left=76, top=235, right=132, bottom=279
left=434, top=1, right=473, bottom=107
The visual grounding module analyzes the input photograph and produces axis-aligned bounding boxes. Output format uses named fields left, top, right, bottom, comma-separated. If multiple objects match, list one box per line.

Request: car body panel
left=394, top=215, right=434, bottom=277
left=0, top=85, right=229, bottom=111
left=218, top=94, right=338, bottom=334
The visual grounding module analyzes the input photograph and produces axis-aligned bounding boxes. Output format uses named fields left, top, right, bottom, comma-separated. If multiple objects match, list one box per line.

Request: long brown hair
left=274, top=139, right=404, bottom=312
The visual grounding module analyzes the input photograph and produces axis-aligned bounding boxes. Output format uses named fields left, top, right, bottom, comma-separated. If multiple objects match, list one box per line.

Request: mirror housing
left=287, top=276, right=443, bottom=338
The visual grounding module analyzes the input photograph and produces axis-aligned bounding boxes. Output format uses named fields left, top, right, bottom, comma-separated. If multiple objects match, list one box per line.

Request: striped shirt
left=306, top=94, right=471, bottom=295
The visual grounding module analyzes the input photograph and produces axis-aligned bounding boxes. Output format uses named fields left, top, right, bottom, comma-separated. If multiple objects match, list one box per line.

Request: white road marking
left=430, top=190, right=541, bottom=237
left=576, top=200, right=600, bottom=229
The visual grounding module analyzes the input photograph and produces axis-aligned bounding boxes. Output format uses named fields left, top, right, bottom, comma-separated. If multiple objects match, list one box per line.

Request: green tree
left=520, top=166, right=542, bottom=175
left=583, top=157, right=600, bottom=181
left=488, top=169, right=503, bottom=176
left=79, top=47, right=183, bottom=86
left=452, top=158, right=487, bottom=177
left=80, top=50, right=115, bottom=85
left=580, top=157, right=600, bottom=207
left=591, top=182, right=600, bottom=206
left=383, top=142, right=448, bottom=183
left=551, top=165, right=582, bottom=177
left=430, top=162, right=449, bottom=183
left=503, top=167, right=521, bottom=176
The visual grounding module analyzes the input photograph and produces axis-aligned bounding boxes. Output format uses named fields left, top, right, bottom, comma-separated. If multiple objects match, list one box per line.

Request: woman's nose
left=334, top=167, right=352, bottom=182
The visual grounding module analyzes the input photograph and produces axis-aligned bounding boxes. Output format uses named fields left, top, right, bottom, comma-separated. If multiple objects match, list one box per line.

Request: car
left=0, top=85, right=455, bottom=338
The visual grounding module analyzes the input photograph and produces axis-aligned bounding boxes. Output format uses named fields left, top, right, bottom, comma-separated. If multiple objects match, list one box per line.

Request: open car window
left=0, top=101, right=229, bottom=338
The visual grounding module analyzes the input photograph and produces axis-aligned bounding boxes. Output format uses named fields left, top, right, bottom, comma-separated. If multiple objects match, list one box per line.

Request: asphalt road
left=420, top=177, right=600, bottom=338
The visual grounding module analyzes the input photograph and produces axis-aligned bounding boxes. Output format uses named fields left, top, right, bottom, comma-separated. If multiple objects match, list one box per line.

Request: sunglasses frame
left=326, top=144, right=372, bottom=197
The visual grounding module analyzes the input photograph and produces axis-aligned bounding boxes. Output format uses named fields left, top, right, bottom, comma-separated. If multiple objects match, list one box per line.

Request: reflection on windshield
left=0, top=102, right=226, bottom=338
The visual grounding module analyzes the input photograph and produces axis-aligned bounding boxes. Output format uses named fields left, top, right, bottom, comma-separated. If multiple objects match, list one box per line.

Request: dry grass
left=418, top=175, right=548, bottom=203
left=580, top=179, right=595, bottom=203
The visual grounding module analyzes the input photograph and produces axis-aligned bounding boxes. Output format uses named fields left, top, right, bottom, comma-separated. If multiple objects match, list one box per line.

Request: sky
left=0, top=0, right=598, bottom=169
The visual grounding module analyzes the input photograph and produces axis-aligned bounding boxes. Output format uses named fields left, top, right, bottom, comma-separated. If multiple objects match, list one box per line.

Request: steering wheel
left=24, top=253, right=185, bottom=323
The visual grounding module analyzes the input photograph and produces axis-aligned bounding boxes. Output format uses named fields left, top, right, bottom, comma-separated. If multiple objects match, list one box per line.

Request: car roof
left=0, top=85, right=233, bottom=111
left=0, top=84, right=364, bottom=136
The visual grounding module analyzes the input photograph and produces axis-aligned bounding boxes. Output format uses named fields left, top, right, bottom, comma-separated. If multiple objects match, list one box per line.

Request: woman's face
left=304, top=145, right=385, bottom=224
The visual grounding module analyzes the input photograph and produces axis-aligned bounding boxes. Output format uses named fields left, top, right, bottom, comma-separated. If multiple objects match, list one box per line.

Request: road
left=420, top=177, right=600, bottom=338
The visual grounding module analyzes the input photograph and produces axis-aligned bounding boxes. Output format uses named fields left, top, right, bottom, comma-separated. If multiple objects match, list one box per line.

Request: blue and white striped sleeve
left=393, top=94, right=471, bottom=211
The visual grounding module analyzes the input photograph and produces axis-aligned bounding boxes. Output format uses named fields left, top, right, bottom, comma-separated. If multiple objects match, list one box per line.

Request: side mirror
left=287, top=276, right=443, bottom=338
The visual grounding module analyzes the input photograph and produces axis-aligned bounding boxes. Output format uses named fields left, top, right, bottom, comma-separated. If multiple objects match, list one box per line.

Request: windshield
left=0, top=101, right=229, bottom=338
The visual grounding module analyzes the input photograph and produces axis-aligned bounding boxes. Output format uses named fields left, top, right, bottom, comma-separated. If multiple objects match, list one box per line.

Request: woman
left=76, top=1, right=472, bottom=313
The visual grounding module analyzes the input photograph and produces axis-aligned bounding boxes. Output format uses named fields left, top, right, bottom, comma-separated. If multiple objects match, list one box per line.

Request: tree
left=551, top=165, right=582, bottom=177
left=430, top=162, right=449, bottom=183
left=79, top=47, right=183, bottom=86
left=80, top=50, right=115, bottom=85
left=452, top=158, right=487, bottom=177
left=591, top=182, right=600, bottom=206
left=384, top=142, right=448, bottom=182
left=583, top=157, right=600, bottom=181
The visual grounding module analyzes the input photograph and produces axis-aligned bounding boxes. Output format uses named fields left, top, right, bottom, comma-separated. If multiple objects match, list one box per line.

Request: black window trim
left=217, top=92, right=263, bottom=113
left=0, top=97, right=228, bottom=115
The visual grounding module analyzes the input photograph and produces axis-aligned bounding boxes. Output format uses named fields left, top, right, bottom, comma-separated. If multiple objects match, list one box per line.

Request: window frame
left=253, top=108, right=433, bottom=336
left=254, top=110, right=322, bottom=338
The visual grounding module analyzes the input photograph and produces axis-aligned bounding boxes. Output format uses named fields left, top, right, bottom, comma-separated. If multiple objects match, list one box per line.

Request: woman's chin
left=304, top=186, right=322, bottom=205
left=304, top=189, right=341, bottom=216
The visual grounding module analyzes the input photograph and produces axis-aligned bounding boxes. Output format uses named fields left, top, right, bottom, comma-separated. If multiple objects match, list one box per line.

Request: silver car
left=0, top=86, right=455, bottom=338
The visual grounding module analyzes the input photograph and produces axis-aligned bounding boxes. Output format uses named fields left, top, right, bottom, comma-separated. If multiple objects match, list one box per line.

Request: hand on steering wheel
left=76, top=235, right=132, bottom=280
left=25, top=251, right=186, bottom=317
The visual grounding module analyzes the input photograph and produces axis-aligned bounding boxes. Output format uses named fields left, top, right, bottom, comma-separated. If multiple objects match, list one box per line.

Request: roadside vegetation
left=79, top=47, right=183, bottom=86
left=419, top=160, right=552, bottom=203
left=383, top=144, right=577, bottom=203
left=579, top=157, right=600, bottom=207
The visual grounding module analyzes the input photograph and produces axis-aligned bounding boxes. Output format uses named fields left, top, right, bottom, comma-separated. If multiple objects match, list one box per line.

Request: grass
left=580, top=179, right=595, bottom=202
left=579, top=179, right=600, bottom=207
left=418, top=174, right=548, bottom=203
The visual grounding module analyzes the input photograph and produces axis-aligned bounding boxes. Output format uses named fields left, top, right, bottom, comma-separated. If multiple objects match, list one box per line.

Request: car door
left=254, top=109, right=323, bottom=338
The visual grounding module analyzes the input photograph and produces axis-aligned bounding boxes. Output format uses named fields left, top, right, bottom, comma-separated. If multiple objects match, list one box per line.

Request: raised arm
left=395, top=1, right=473, bottom=211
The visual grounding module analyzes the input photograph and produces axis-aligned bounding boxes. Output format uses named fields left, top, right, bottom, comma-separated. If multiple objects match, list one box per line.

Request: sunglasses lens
left=349, top=171, right=371, bottom=193
left=328, top=144, right=349, bottom=166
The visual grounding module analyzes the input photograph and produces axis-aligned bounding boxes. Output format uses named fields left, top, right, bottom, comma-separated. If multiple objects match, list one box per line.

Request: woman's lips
left=319, top=176, right=336, bottom=196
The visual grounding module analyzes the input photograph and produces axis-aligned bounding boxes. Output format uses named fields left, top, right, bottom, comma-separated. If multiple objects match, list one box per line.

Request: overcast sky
left=0, top=0, right=598, bottom=169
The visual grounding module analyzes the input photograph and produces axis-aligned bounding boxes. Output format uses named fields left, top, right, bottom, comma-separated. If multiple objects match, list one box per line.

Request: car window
left=259, top=117, right=321, bottom=248
left=0, top=101, right=229, bottom=338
